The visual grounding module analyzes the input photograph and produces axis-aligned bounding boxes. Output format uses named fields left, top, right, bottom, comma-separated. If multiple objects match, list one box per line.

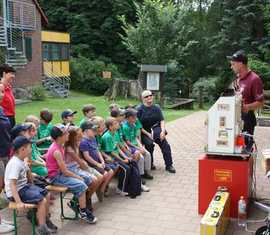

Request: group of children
left=2, top=103, right=156, bottom=234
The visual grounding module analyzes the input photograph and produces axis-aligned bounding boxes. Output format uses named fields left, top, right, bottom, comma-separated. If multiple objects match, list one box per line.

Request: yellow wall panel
left=43, top=61, right=70, bottom=77
left=42, top=31, right=70, bottom=43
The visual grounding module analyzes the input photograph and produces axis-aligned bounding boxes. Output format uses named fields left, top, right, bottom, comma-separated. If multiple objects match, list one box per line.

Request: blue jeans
left=50, top=173, right=88, bottom=198
left=67, top=163, right=93, bottom=186
left=8, top=184, right=47, bottom=204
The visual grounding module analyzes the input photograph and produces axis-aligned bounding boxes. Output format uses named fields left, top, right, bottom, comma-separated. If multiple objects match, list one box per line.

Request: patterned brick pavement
left=2, top=111, right=270, bottom=235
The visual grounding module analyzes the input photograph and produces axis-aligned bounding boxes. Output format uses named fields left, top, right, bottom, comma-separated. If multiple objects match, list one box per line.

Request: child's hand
left=17, top=202, right=25, bottom=211
left=123, top=159, right=129, bottom=164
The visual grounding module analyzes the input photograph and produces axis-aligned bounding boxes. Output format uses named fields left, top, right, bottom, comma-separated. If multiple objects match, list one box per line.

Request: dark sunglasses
left=144, top=94, right=153, bottom=99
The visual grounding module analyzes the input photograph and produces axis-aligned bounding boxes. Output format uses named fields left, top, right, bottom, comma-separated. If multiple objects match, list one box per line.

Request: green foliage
left=39, top=0, right=142, bottom=79
left=30, top=86, right=47, bottom=101
left=70, top=56, right=123, bottom=95
left=192, top=76, right=221, bottom=103
left=120, top=0, right=183, bottom=64
left=248, top=55, right=270, bottom=89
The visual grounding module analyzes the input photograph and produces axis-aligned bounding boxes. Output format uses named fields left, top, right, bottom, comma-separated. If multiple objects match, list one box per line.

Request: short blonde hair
left=25, top=115, right=40, bottom=127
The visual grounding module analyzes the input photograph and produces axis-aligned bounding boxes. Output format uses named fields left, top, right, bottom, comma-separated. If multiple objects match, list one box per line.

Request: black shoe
left=142, top=173, right=154, bottom=180
left=46, top=217, right=58, bottom=233
left=151, top=165, right=156, bottom=170
left=166, top=166, right=176, bottom=173
left=79, top=208, right=97, bottom=224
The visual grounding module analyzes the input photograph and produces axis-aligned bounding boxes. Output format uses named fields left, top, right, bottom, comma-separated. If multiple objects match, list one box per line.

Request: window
left=42, top=43, right=69, bottom=61
left=25, top=37, right=32, bottom=61
left=42, top=43, right=49, bottom=60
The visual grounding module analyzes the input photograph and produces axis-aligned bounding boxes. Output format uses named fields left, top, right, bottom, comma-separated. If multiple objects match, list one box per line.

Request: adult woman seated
left=137, top=90, right=176, bottom=173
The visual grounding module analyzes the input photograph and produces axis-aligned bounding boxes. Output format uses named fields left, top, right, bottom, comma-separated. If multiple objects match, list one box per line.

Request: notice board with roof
left=139, top=64, right=167, bottom=104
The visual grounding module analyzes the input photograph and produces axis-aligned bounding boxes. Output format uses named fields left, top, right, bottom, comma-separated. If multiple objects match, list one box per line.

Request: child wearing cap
left=122, top=108, right=153, bottom=181
left=79, top=104, right=96, bottom=127
left=5, top=136, right=57, bottom=235
left=46, top=124, right=97, bottom=224
left=61, top=109, right=77, bottom=126
left=79, top=120, right=117, bottom=201
left=37, top=109, right=53, bottom=153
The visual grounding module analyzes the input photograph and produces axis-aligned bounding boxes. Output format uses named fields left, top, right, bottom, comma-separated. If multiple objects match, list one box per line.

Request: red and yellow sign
left=214, top=169, right=232, bottom=183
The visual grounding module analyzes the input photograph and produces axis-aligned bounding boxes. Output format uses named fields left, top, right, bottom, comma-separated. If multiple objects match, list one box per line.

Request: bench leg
left=60, top=192, right=79, bottom=220
left=31, top=209, right=36, bottom=235
left=13, top=209, right=17, bottom=235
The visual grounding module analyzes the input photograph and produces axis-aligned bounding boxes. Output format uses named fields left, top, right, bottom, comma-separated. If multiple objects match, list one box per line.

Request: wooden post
left=198, top=86, right=204, bottom=109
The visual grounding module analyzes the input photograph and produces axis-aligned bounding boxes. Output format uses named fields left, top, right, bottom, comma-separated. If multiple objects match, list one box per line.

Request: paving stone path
left=2, top=111, right=270, bottom=235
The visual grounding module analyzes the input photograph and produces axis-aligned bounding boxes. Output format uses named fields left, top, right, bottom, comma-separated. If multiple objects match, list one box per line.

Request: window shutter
left=25, top=37, right=32, bottom=61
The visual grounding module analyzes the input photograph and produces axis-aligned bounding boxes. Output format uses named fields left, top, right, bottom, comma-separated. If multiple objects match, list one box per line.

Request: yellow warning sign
left=214, top=169, right=232, bottom=183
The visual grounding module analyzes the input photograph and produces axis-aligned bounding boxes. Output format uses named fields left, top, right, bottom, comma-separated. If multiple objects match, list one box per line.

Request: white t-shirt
left=4, top=156, right=29, bottom=198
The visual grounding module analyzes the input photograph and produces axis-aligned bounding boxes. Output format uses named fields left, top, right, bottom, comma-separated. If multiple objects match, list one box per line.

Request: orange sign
left=214, top=169, right=232, bottom=182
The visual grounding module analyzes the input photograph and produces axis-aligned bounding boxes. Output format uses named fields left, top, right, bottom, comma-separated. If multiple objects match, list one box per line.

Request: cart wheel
left=255, top=226, right=270, bottom=235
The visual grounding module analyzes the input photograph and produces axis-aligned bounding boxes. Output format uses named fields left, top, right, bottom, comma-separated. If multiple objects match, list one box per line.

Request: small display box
left=198, top=155, right=253, bottom=218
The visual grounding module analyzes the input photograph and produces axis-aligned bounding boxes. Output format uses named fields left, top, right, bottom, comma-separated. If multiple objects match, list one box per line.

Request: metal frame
left=12, top=208, right=36, bottom=235
left=59, top=192, right=79, bottom=221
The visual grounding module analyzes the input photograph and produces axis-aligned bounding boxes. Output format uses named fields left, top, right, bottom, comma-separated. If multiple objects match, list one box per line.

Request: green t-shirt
left=115, top=125, right=125, bottom=145
left=31, top=143, right=48, bottom=177
left=122, top=121, right=138, bottom=146
left=101, top=130, right=119, bottom=154
left=135, top=119, right=143, bottom=137
left=79, top=117, right=87, bottom=127
left=37, top=123, right=53, bottom=149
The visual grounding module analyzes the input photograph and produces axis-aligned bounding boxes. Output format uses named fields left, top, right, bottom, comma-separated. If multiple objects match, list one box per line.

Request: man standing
left=227, top=50, right=264, bottom=150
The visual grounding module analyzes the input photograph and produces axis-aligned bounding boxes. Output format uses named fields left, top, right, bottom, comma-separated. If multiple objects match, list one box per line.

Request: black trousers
left=143, top=126, right=173, bottom=168
left=242, top=111, right=256, bottom=151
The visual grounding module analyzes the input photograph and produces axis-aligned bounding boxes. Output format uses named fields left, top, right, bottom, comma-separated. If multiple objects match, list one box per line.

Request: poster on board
left=146, top=72, right=160, bottom=91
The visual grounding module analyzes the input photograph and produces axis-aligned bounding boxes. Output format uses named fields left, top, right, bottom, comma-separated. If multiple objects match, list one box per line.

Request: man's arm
left=243, top=101, right=264, bottom=112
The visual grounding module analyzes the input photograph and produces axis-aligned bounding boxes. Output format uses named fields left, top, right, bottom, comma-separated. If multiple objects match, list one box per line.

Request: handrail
left=43, top=61, right=71, bottom=89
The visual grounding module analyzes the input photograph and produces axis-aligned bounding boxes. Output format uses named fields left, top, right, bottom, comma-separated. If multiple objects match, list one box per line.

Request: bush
left=248, top=55, right=270, bottom=89
left=30, top=86, right=47, bottom=101
left=192, top=76, right=221, bottom=103
left=70, top=56, right=123, bottom=95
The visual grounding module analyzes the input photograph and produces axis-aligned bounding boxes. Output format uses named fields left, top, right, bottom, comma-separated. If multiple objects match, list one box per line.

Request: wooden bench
left=9, top=202, right=37, bottom=235
left=46, top=185, right=79, bottom=220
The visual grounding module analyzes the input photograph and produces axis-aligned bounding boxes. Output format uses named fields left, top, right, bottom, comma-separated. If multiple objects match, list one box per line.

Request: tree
left=39, top=0, right=143, bottom=78
left=120, top=0, right=183, bottom=65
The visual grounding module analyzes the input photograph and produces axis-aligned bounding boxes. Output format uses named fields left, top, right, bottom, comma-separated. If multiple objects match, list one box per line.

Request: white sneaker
left=116, top=188, right=128, bottom=196
left=1, top=219, right=13, bottom=225
left=0, top=223, right=14, bottom=234
left=141, top=184, right=150, bottom=192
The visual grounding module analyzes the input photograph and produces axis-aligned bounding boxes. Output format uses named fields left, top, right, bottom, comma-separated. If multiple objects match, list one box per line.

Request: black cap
left=11, top=123, right=32, bottom=140
left=61, top=109, right=77, bottom=119
left=13, top=136, right=31, bottom=151
left=51, top=124, right=68, bottom=139
left=227, top=50, right=248, bottom=64
left=81, top=121, right=98, bottom=131
left=125, top=108, right=137, bottom=118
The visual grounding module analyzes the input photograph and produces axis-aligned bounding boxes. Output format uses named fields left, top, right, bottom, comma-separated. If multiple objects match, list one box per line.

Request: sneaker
left=79, top=208, right=97, bottom=224
left=141, top=184, right=150, bottom=192
left=166, top=165, right=176, bottom=174
left=46, top=217, right=57, bottom=234
left=116, top=188, right=128, bottom=196
left=142, top=173, right=154, bottom=180
left=36, top=224, right=51, bottom=235
left=0, top=223, right=14, bottom=233
left=1, top=219, right=14, bottom=225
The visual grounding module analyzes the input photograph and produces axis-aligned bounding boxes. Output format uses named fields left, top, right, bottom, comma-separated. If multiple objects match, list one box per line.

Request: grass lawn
left=15, top=91, right=197, bottom=124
